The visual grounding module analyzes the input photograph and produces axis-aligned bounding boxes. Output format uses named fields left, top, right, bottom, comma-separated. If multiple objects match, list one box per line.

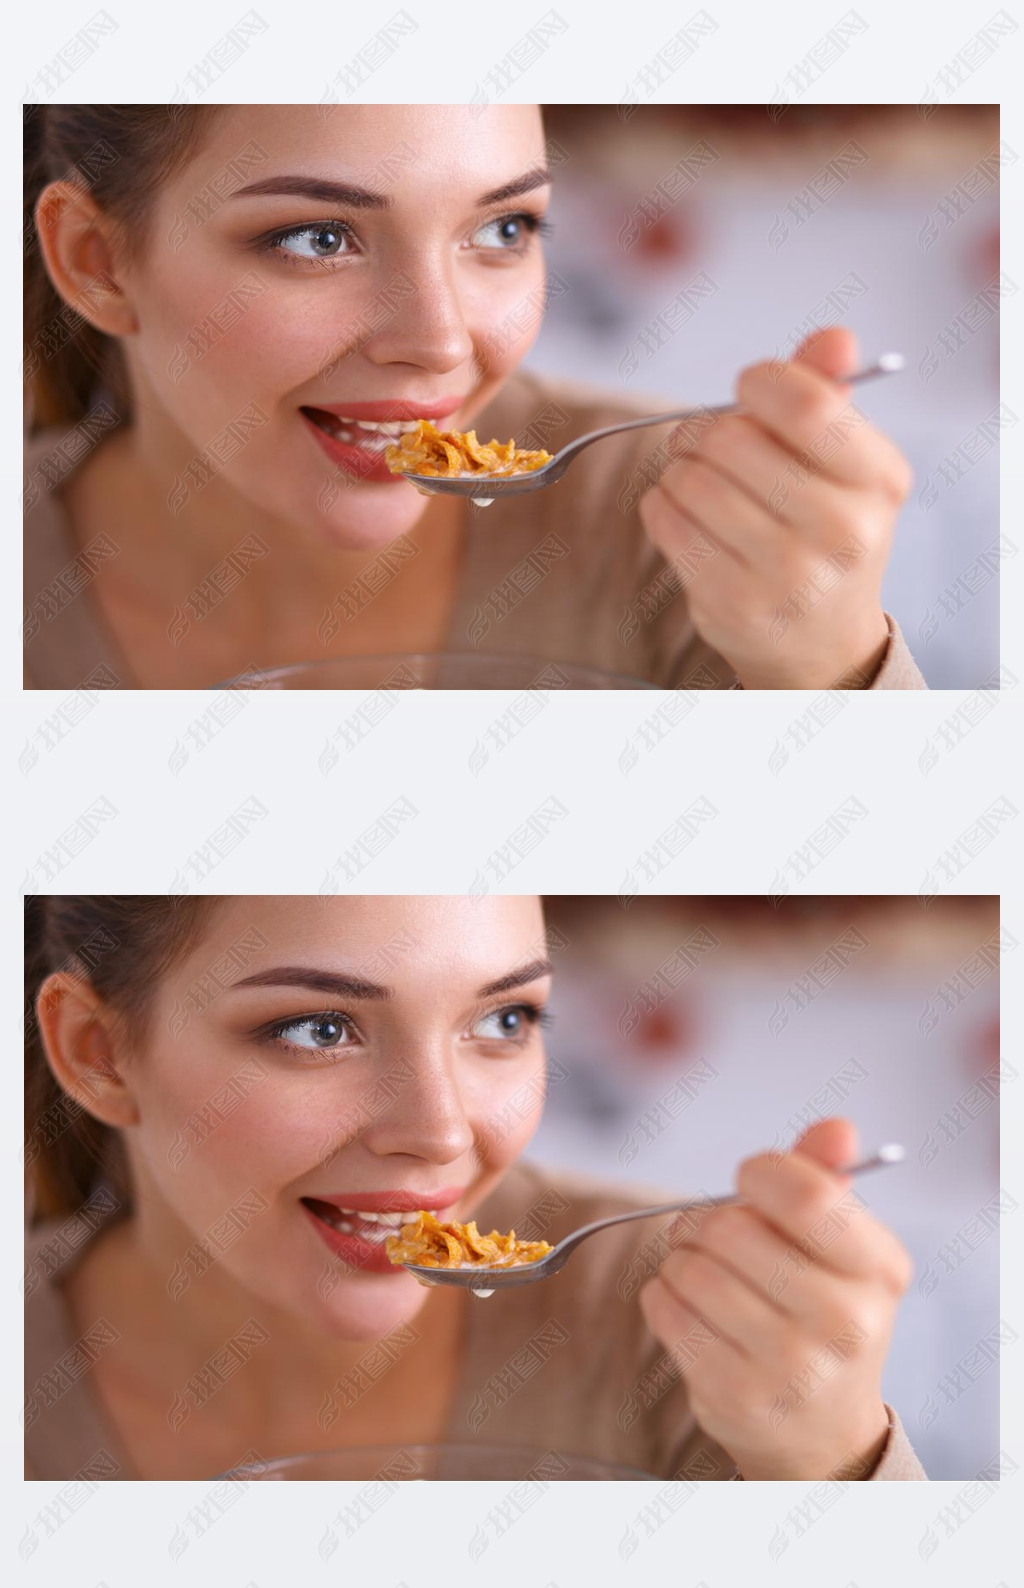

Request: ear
left=34, top=180, right=139, bottom=339
left=34, top=971, right=140, bottom=1130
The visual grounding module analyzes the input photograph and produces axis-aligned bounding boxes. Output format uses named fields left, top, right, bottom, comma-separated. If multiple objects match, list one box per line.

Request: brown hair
left=25, top=896, right=218, bottom=1223
left=23, top=105, right=219, bottom=430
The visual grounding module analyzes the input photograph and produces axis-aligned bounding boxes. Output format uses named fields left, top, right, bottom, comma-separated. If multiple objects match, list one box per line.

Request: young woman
left=26, top=895, right=924, bottom=1480
left=24, top=105, right=924, bottom=689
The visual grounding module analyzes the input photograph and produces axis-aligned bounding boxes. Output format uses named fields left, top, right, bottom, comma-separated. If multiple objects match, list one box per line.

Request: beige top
left=24, top=370, right=925, bottom=689
left=25, top=1159, right=925, bottom=1481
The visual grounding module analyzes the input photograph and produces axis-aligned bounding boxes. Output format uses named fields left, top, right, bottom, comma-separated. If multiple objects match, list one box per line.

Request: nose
left=357, top=1050, right=477, bottom=1167
left=355, top=254, right=475, bottom=376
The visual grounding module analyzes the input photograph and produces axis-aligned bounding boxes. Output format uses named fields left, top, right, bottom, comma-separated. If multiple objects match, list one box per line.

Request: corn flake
left=385, top=420, right=552, bottom=480
left=386, top=1210, right=552, bottom=1269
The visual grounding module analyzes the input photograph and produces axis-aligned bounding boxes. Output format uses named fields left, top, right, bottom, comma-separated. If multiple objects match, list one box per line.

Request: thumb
left=792, top=326, right=859, bottom=384
left=792, top=1116, right=859, bottom=1177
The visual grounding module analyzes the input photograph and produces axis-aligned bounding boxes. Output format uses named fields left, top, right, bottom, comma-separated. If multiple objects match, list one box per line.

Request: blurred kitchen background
left=532, top=895, right=1004, bottom=1480
left=527, top=106, right=1004, bottom=689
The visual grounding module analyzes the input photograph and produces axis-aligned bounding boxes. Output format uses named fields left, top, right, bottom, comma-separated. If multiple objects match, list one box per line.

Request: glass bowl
left=215, top=652, right=658, bottom=690
left=223, top=1441, right=657, bottom=1480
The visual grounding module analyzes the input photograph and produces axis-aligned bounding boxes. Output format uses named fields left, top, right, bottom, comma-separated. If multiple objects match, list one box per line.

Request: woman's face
left=120, top=105, right=551, bottom=550
left=121, top=896, right=551, bottom=1339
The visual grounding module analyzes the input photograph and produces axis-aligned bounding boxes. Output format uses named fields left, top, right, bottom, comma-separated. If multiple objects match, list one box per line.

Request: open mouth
left=300, top=407, right=424, bottom=453
left=301, top=1196, right=413, bottom=1244
left=301, top=1189, right=467, bottom=1275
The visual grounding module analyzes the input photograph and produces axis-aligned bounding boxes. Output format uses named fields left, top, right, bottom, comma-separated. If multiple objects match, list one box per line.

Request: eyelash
left=255, top=1010, right=358, bottom=1052
left=473, top=1002, right=553, bottom=1042
left=255, top=1001, right=552, bottom=1057
left=256, top=210, right=553, bottom=266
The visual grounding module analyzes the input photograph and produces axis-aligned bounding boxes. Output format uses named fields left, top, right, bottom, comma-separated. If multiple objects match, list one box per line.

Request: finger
left=659, top=455, right=781, bottom=569
left=694, top=413, right=796, bottom=517
left=658, top=1245, right=790, bottom=1360
left=793, top=1117, right=859, bottom=1174
left=680, top=1203, right=807, bottom=1310
left=736, top=359, right=909, bottom=498
left=678, top=1202, right=872, bottom=1334
left=639, top=1271, right=738, bottom=1374
left=640, top=478, right=746, bottom=571
left=737, top=1148, right=913, bottom=1293
left=692, top=412, right=873, bottom=540
left=664, top=1244, right=885, bottom=1403
left=793, top=326, right=859, bottom=383
left=638, top=1284, right=766, bottom=1444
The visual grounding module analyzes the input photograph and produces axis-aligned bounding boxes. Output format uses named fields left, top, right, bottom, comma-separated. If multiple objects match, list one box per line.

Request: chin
left=316, top=494, right=424, bottom=552
left=321, top=1274, right=427, bottom=1340
left=258, top=477, right=424, bottom=554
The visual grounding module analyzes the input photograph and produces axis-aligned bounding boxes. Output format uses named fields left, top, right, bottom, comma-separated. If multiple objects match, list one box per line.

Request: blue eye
left=272, top=1014, right=354, bottom=1050
left=471, top=212, right=548, bottom=251
left=271, top=223, right=355, bottom=261
left=471, top=1003, right=547, bottom=1040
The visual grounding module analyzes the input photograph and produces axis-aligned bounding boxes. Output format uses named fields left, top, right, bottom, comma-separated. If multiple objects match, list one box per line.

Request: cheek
left=132, top=1051, right=324, bottom=1225
left=130, top=257, right=325, bottom=426
left=468, top=260, right=548, bottom=381
left=468, top=1056, right=547, bottom=1177
left=484, top=1111, right=539, bottom=1175
left=130, top=1058, right=433, bottom=1334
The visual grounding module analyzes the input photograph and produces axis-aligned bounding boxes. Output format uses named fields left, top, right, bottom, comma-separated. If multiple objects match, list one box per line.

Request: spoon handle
left=557, top=353, right=905, bottom=465
left=558, top=1143, right=905, bottom=1257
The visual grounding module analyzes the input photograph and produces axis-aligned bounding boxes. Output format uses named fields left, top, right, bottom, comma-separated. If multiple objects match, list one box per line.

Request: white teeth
left=312, top=417, right=395, bottom=452
left=320, top=417, right=422, bottom=439
left=310, top=1199, right=452, bottom=1243
left=336, top=421, right=399, bottom=438
left=335, top=1208, right=408, bottom=1227
left=336, top=418, right=421, bottom=435
left=312, top=1204, right=413, bottom=1234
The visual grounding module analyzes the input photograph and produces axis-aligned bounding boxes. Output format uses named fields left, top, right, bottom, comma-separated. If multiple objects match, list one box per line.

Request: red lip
left=305, top=398, right=466, bottom=421
left=301, top=1205, right=400, bottom=1274
left=300, top=1188, right=465, bottom=1277
left=304, top=1187, right=465, bottom=1212
left=301, top=413, right=406, bottom=483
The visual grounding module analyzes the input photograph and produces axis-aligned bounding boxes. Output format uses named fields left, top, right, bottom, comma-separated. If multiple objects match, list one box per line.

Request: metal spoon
left=398, top=1143, right=905, bottom=1294
left=395, top=353, right=905, bottom=503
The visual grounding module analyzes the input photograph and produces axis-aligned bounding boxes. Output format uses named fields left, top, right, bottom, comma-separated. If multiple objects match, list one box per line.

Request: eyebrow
left=476, top=167, right=553, bottom=208
left=230, top=967, right=393, bottom=1000
left=229, top=165, right=553, bottom=211
left=477, top=957, right=553, bottom=998
left=229, top=956, right=553, bottom=1002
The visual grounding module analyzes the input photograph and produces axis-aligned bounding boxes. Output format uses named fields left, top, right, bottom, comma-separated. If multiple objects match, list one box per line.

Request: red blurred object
left=972, top=1015, right=1000, bottom=1070
left=971, top=224, right=1000, bottom=283
left=627, top=998, right=699, bottom=1065
left=637, top=215, right=693, bottom=263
